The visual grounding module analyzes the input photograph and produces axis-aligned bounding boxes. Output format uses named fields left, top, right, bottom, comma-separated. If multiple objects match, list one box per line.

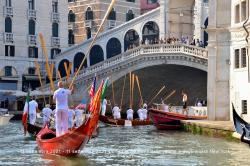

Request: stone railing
left=27, top=9, right=36, bottom=20
left=4, top=33, right=14, bottom=43
left=41, top=43, right=207, bottom=91
left=27, top=35, right=37, bottom=45
left=3, top=6, right=13, bottom=17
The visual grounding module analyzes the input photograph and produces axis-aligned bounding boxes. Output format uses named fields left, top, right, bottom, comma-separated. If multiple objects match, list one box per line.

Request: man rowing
left=112, top=104, right=121, bottom=119
left=28, top=97, right=38, bottom=125
left=42, top=104, right=52, bottom=126
left=127, top=107, right=134, bottom=120
left=68, top=105, right=75, bottom=130
left=137, top=107, right=144, bottom=120
left=53, top=81, right=74, bottom=137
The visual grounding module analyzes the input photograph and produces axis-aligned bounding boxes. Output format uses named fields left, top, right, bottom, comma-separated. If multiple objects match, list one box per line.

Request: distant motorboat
left=0, top=108, right=14, bottom=126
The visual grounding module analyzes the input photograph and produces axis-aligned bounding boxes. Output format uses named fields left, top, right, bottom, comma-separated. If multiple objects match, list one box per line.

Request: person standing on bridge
left=53, top=81, right=74, bottom=137
left=182, top=91, right=188, bottom=115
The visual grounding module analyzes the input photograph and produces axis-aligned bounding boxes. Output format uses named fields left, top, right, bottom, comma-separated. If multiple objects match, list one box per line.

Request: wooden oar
left=129, top=72, right=132, bottom=108
left=136, top=75, right=143, bottom=107
left=34, top=61, right=46, bottom=105
left=148, top=86, right=166, bottom=105
left=57, top=70, right=62, bottom=82
left=120, top=74, right=127, bottom=109
left=131, top=74, right=135, bottom=108
left=163, top=90, right=176, bottom=102
left=68, top=0, right=117, bottom=89
left=111, top=76, right=115, bottom=106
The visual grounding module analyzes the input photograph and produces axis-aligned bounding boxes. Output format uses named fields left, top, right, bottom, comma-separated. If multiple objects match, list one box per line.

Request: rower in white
left=28, top=97, right=38, bottom=125
left=53, top=81, right=74, bottom=137
left=42, top=104, right=52, bottom=126
left=127, top=108, right=134, bottom=120
left=75, top=108, right=83, bottom=127
left=68, top=106, right=75, bottom=130
left=142, top=105, right=148, bottom=120
left=137, top=107, right=144, bottom=120
left=112, top=104, right=121, bottom=119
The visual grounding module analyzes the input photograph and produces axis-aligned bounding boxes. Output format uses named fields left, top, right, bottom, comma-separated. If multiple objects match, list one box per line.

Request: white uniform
left=101, top=99, right=108, bottom=116
left=42, top=107, right=52, bottom=125
left=112, top=106, right=121, bottom=119
left=137, top=109, right=144, bottom=120
left=197, top=102, right=202, bottom=107
left=75, top=109, right=83, bottom=127
left=28, top=100, right=38, bottom=125
left=68, top=109, right=75, bottom=129
left=142, top=108, right=148, bottom=120
left=53, top=88, right=71, bottom=137
left=127, top=109, right=134, bottom=120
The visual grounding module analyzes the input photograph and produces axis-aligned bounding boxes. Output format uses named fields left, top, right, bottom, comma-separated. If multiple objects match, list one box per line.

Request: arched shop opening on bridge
left=58, top=59, right=71, bottom=78
left=74, top=52, right=87, bottom=72
left=90, top=45, right=104, bottom=66
left=106, top=37, right=122, bottom=59
left=105, top=64, right=207, bottom=114
left=142, top=21, right=159, bottom=43
left=124, top=29, right=140, bottom=51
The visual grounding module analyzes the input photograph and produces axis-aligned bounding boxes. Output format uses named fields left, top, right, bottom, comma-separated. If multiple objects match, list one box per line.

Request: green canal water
left=0, top=121, right=250, bottom=166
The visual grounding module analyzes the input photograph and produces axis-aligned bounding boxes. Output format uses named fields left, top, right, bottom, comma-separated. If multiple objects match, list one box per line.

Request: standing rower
left=42, top=104, right=52, bottom=126
left=112, top=104, right=121, bottom=119
left=101, top=97, right=108, bottom=116
left=182, top=91, right=188, bottom=115
left=142, top=105, right=148, bottom=120
left=126, top=107, right=134, bottom=120
left=53, top=81, right=73, bottom=137
left=75, top=107, right=83, bottom=127
left=28, top=97, right=38, bottom=125
left=68, top=106, right=75, bottom=130
left=137, top=107, right=144, bottom=120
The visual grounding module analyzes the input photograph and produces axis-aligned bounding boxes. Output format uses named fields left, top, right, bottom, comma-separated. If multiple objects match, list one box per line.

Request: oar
left=111, top=76, right=115, bottom=106
left=131, top=74, right=135, bottom=108
left=163, top=90, right=176, bottom=102
left=34, top=61, right=46, bottom=105
left=68, top=0, right=117, bottom=89
left=148, top=86, right=166, bottom=105
left=129, top=72, right=132, bottom=108
left=135, top=75, right=143, bottom=107
left=57, top=70, right=62, bottom=82
left=120, top=74, right=127, bottom=110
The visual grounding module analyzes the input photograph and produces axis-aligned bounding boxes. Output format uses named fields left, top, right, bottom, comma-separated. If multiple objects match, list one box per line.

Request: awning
left=0, top=76, right=19, bottom=81
left=30, top=90, right=52, bottom=96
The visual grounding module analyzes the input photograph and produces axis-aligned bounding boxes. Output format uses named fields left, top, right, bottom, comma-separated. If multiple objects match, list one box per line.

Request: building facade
left=68, top=0, right=141, bottom=44
left=230, top=0, right=250, bottom=121
left=0, top=0, right=68, bottom=94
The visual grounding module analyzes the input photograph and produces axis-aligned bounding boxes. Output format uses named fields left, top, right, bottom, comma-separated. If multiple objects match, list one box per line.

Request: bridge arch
left=142, top=21, right=159, bottom=42
left=124, top=29, right=140, bottom=51
left=74, top=52, right=87, bottom=72
left=58, top=59, right=71, bottom=78
left=106, top=37, right=122, bottom=59
left=90, top=45, right=104, bottom=66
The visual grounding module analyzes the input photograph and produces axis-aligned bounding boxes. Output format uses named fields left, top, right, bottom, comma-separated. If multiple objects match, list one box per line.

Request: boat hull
left=99, top=115, right=152, bottom=126
left=0, top=114, right=13, bottom=126
left=27, top=123, right=42, bottom=137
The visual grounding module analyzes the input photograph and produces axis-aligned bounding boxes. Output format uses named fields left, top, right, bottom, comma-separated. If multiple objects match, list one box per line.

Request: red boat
left=149, top=108, right=207, bottom=130
left=99, top=115, right=152, bottom=126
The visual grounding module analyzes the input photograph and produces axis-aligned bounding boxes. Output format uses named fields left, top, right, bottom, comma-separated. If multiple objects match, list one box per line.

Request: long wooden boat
left=27, top=123, right=43, bottom=137
left=99, top=115, right=152, bottom=126
left=232, top=104, right=250, bottom=144
left=149, top=108, right=207, bottom=130
left=36, top=107, right=100, bottom=156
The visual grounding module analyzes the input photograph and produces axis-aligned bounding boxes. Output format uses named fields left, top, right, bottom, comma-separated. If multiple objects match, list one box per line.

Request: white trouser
left=68, top=119, right=74, bottom=129
left=55, top=109, right=68, bottom=137
left=143, top=113, right=147, bottom=120
left=43, top=117, right=50, bottom=126
left=29, top=113, right=36, bottom=125
left=75, top=117, right=83, bottom=127
left=138, top=112, right=144, bottom=120
left=127, top=114, right=133, bottom=120
left=113, top=113, right=121, bottom=119
left=101, top=105, right=106, bottom=116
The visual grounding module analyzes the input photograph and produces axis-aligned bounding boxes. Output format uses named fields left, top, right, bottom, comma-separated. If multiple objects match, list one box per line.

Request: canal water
left=0, top=121, right=250, bottom=166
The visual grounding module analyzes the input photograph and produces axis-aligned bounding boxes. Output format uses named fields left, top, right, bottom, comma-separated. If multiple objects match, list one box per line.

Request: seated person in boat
left=112, top=104, right=121, bottom=119
left=127, top=108, right=134, bottom=120
left=68, top=106, right=75, bottom=130
left=75, top=107, right=83, bottom=127
left=197, top=100, right=203, bottom=107
left=53, top=81, right=74, bottom=137
left=28, top=97, right=39, bottom=125
left=182, top=91, right=188, bottom=115
left=137, top=107, right=144, bottom=120
left=42, top=104, right=53, bottom=126
left=142, top=105, right=148, bottom=120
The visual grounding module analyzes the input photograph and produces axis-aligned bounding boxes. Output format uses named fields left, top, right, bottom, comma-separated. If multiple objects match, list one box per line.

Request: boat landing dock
left=181, top=120, right=239, bottom=141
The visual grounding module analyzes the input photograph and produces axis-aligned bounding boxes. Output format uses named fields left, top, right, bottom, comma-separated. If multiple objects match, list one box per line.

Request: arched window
left=68, top=30, right=75, bottom=45
left=52, top=23, right=59, bottom=37
left=86, top=28, right=91, bottom=39
left=68, top=10, right=75, bottom=22
left=124, top=29, right=139, bottom=51
left=74, top=52, right=87, bottom=72
left=90, top=45, right=104, bottom=66
left=29, top=20, right=36, bottom=35
left=108, top=8, right=116, bottom=20
left=58, top=59, right=70, bottom=78
left=142, top=21, right=159, bottom=42
left=126, top=10, right=134, bottom=21
left=5, top=17, right=12, bottom=33
left=85, top=7, right=93, bottom=20
left=5, top=0, right=12, bottom=7
left=4, top=66, right=13, bottom=76
left=106, top=38, right=121, bottom=58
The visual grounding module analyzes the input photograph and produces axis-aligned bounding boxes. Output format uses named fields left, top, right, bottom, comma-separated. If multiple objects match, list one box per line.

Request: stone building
left=0, top=0, right=68, bottom=93
left=68, top=0, right=141, bottom=44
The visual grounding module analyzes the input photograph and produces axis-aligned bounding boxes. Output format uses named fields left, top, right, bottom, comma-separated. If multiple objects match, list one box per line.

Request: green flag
left=101, top=77, right=109, bottom=100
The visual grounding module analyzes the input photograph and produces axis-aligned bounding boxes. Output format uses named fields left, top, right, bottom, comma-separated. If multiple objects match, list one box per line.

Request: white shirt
left=53, top=88, right=71, bottom=110
left=68, top=109, right=75, bottom=120
left=137, top=109, right=143, bottom=115
left=102, top=99, right=107, bottom=106
left=42, top=107, right=52, bottom=119
left=112, top=106, right=120, bottom=115
left=28, top=100, right=38, bottom=114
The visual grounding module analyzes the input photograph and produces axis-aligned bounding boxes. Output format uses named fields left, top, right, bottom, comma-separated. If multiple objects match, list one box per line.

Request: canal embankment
left=181, top=120, right=241, bottom=142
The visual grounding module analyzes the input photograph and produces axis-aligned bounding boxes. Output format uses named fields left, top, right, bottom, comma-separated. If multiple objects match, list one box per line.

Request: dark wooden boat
left=36, top=106, right=100, bottom=156
left=27, top=123, right=42, bottom=137
left=99, top=115, right=152, bottom=126
left=232, top=104, right=250, bottom=144
left=149, top=108, right=207, bottom=130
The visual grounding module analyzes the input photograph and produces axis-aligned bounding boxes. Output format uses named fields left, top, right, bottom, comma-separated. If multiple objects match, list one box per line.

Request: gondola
left=27, top=123, right=43, bottom=138
left=149, top=108, right=207, bottom=130
left=99, top=115, right=152, bottom=126
left=232, top=104, right=250, bottom=144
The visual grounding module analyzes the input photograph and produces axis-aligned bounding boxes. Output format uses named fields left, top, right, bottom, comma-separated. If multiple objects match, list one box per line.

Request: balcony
left=85, top=20, right=92, bottom=28
left=3, top=33, right=14, bottom=43
left=51, top=12, right=60, bottom=22
left=108, top=20, right=116, bottom=29
left=27, top=35, right=37, bottom=45
left=3, top=6, right=13, bottom=17
left=27, top=9, right=36, bottom=20
left=68, top=22, right=76, bottom=30
left=51, top=37, right=60, bottom=47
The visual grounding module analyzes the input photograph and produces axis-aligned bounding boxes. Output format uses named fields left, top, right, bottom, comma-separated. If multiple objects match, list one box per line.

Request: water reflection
left=0, top=122, right=250, bottom=166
